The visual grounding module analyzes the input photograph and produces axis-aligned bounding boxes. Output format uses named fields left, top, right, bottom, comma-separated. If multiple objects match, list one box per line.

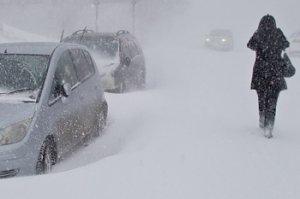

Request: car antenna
left=59, top=29, right=65, bottom=43
left=79, top=26, right=87, bottom=44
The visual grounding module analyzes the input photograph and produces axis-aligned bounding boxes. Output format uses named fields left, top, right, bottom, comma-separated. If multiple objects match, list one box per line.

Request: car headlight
left=205, top=38, right=211, bottom=42
left=221, top=38, right=227, bottom=42
left=0, top=119, right=32, bottom=146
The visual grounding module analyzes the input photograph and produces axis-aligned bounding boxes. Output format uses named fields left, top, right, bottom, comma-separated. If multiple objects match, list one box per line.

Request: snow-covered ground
left=1, top=0, right=300, bottom=199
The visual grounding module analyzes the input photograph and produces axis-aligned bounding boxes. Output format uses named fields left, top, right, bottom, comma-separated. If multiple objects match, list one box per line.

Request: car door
left=47, top=50, right=82, bottom=155
left=69, top=48, right=99, bottom=141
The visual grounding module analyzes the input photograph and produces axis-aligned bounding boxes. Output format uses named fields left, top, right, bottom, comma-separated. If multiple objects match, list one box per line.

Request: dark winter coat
left=247, top=15, right=289, bottom=92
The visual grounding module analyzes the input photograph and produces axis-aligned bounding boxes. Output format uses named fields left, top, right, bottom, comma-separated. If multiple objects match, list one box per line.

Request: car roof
left=63, top=30, right=133, bottom=41
left=64, top=31, right=116, bottom=40
left=0, top=42, right=66, bottom=55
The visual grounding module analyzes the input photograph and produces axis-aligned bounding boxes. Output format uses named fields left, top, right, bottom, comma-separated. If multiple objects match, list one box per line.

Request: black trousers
left=256, top=89, right=280, bottom=129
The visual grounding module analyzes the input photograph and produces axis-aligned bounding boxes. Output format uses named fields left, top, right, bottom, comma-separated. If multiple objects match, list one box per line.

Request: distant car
left=62, top=29, right=146, bottom=93
left=288, top=31, right=300, bottom=56
left=205, top=29, right=234, bottom=51
left=0, top=42, right=108, bottom=178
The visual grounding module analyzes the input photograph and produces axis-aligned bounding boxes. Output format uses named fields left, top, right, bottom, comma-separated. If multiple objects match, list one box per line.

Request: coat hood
left=258, top=14, right=277, bottom=31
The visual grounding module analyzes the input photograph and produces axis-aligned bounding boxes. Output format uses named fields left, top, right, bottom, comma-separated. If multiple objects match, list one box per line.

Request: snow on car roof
left=0, top=42, right=61, bottom=55
left=63, top=31, right=116, bottom=41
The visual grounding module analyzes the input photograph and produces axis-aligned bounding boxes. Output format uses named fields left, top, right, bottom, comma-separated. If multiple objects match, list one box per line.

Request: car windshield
left=67, top=35, right=119, bottom=60
left=0, top=54, right=49, bottom=97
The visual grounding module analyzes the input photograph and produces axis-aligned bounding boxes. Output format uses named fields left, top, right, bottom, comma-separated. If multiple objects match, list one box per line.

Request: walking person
left=247, top=14, right=290, bottom=138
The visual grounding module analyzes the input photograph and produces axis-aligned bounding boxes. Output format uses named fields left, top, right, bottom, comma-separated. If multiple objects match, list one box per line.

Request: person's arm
left=247, top=31, right=260, bottom=51
left=277, top=28, right=290, bottom=50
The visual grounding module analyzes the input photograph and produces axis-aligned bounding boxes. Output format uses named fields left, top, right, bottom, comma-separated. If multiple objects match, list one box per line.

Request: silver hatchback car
left=0, top=42, right=108, bottom=178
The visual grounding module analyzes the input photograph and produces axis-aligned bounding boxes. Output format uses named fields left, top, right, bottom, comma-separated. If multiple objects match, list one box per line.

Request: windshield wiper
left=21, top=99, right=36, bottom=103
left=6, top=88, right=33, bottom=94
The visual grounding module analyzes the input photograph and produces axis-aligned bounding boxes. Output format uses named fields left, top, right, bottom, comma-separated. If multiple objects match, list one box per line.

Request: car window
left=56, top=50, right=78, bottom=86
left=70, top=49, right=94, bottom=82
left=49, top=50, right=78, bottom=102
left=63, top=35, right=119, bottom=61
left=133, top=41, right=143, bottom=55
left=82, top=50, right=96, bottom=73
left=120, top=38, right=137, bottom=59
left=131, top=41, right=142, bottom=57
left=120, top=38, right=130, bottom=57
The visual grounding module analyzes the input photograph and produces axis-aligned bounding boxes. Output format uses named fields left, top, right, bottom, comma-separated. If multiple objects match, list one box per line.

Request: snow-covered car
left=205, top=29, right=234, bottom=51
left=62, top=29, right=146, bottom=93
left=0, top=42, right=108, bottom=178
left=288, top=31, right=300, bottom=56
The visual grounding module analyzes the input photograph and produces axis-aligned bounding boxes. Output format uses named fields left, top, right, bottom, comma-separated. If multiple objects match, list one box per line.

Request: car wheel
left=36, top=138, right=56, bottom=175
left=96, top=102, right=108, bottom=136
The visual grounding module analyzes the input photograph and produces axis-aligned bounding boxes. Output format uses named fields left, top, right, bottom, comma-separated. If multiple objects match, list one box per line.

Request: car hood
left=0, top=103, right=36, bottom=127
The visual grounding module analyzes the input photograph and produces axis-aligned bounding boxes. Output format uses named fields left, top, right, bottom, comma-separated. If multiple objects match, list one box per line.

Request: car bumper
left=0, top=144, right=37, bottom=178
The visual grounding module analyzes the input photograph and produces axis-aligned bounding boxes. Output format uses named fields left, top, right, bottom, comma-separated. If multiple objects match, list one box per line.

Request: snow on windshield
left=0, top=54, right=49, bottom=94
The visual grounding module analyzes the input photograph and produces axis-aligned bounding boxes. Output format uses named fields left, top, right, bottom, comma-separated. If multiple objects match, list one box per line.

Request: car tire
left=36, top=138, right=56, bottom=175
left=96, top=102, right=108, bottom=136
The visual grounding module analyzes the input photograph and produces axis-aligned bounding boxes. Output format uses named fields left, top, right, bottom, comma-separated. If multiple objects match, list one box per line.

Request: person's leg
left=257, top=90, right=266, bottom=128
left=264, top=90, right=280, bottom=138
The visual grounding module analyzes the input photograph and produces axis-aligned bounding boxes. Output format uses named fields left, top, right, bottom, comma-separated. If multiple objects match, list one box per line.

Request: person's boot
left=264, top=124, right=273, bottom=139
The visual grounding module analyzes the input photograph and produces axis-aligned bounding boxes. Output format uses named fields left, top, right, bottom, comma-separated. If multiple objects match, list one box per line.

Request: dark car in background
left=62, top=29, right=146, bottom=93
left=288, top=31, right=300, bottom=57
left=205, top=29, right=234, bottom=51
left=0, top=42, right=108, bottom=177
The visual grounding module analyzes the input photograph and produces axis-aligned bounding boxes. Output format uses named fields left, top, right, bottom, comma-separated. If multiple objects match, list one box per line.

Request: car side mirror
left=124, top=57, right=131, bottom=66
left=62, top=83, right=71, bottom=98
left=60, top=83, right=71, bottom=104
